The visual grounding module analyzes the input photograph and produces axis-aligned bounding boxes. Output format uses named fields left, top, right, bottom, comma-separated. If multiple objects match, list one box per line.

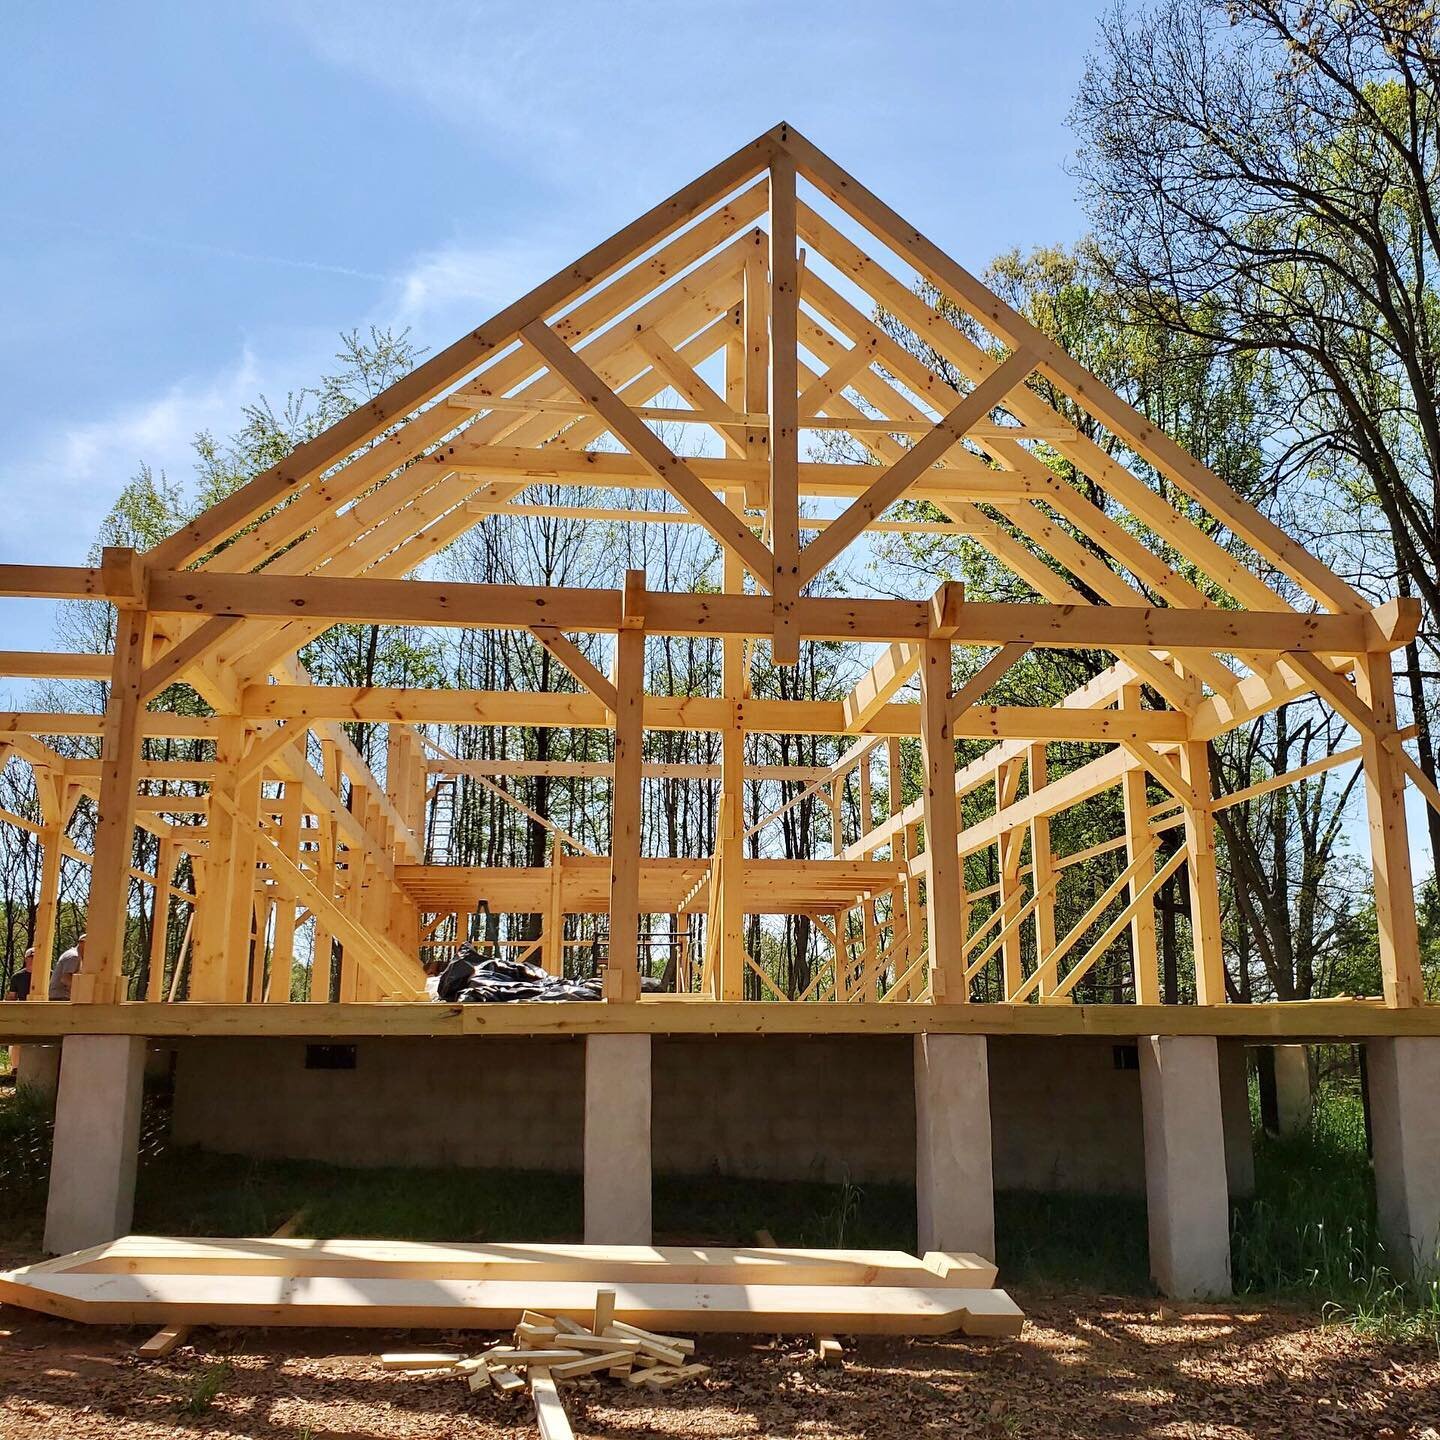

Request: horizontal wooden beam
left=128, top=571, right=1408, bottom=653
left=237, top=685, right=1192, bottom=741
left=0, top=651, right=111, bottom=680
left=426, top=759, right=832, bottom=781
left=0, top=712, right=220, bottom=739
left=0, top=999, right=1433, bottom=1040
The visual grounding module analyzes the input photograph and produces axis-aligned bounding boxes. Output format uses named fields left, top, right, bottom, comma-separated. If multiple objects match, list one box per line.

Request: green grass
left=176, top=1361, right=231, bottom=1416
left=0, top=1069, right=1435, bottom=1341
left=1232, top=1078, right=1440, bottom=1342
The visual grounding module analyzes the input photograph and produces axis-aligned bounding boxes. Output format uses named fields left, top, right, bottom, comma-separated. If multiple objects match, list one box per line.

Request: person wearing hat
left=5, top=947, right=34, bottom=1001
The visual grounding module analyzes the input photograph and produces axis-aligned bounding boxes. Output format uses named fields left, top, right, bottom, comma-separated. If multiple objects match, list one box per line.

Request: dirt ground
left=4, top=1284, right=1440, bottom=1440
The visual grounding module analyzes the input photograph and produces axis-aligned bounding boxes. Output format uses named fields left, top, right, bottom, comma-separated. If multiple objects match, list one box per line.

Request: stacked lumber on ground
left=382, top=1289, right=711, bottom=1438
left=0, top=1239, right=1024, bottom=1338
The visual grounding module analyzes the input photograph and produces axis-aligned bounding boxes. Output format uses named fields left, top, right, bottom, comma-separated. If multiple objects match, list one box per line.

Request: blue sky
left=2, top=3, right=1432, bottom=875
left=1, top=0, right=1099, bottom=587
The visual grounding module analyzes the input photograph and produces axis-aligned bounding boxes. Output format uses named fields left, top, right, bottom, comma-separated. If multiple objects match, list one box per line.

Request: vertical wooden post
left=192, top=717, right=241, bottom=1001
left=675, top=910, right=691, bottom=992
left=1177, top=740, right=1225, bottom=1006
left=267, top=788, right=301, bottom=1002
left=606, top=571, right=645, bottom=1002
left=75, top=606, right=150, bottom=1004
left=768, top=147, right=800, bottom=667
left=919, top=637, right=964, bottom=1001
left=742, top=241, right=769, bottom=492
left=543, top=838, right=565, bottom=977
left=145, top=835, right=177, bottom=1002
left=994, top=759, right=1025, bottom=998
left=858, top=756, right=873, bottom=857
left=1027, top=742, right=1059, bottom=1000
left=1355, top=654, right=1424, bottom=1007
left=1121, top=687, right=1161, bottom=1005
left=31, top=772, right=64, bottom=1001
left=718, top=498, right=748, bottom=1002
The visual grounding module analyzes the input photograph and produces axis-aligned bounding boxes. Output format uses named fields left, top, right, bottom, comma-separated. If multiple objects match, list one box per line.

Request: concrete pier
left=1368, top=1037, right=1440, bottom=1279
left=914, top=1033, right=994, bottom=1258
left=1140, top=1035, right=1232, bottom=1297
left=1273, top=1044, right=1312, bottom=1136
left=583, top=1034, right=652, bottom=1244
left=15, top=1042, right=62, bottom=1108
left=1218, top=1040, right=1255, bottom=1198
left=43, top=1034, right=146, bottom=1254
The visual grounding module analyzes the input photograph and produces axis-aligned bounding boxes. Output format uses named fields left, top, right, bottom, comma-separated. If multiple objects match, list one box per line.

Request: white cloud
left=389, top=235, right=571, bottom=329
left=0, top=343, right=324, bottom=564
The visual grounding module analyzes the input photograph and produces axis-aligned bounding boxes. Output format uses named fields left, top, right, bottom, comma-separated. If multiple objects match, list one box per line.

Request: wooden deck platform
left=2, top=999, right=1436, bottom=1041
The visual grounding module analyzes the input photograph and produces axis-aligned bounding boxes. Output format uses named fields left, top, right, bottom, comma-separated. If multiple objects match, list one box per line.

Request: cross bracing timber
left=0, top=123, right=1432, bottom=1019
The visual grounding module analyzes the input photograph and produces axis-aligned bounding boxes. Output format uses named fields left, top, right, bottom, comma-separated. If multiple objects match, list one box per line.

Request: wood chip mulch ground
left=4, top=1286, right=1440, bottom=1439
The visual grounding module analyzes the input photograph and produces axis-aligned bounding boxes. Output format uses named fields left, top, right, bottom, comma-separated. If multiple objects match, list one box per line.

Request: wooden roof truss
left=0, top=124, right=1432, bottom=1018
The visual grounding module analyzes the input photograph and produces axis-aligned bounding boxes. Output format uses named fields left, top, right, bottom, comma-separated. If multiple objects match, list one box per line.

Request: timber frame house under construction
left=3, top=125, right=1439, bottom=1297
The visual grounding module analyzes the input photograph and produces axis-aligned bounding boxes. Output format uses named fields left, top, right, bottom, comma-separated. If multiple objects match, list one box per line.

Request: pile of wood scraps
left=383, top=1288, right=709, bottom=1434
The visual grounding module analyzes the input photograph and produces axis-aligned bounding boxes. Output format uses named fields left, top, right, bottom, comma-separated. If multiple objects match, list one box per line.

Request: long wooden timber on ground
left=41, top=1238, right=1000, bottom=1289
left=0, top=1273, right=1023, bottom=1337
left=0, top=1240, right=1023, bottom=1337
left=2, top=1000, right=1435, bottom=1041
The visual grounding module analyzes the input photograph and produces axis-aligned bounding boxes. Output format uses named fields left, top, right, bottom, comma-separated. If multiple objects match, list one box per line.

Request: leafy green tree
left=1071, top=0, right=1440, bottom=871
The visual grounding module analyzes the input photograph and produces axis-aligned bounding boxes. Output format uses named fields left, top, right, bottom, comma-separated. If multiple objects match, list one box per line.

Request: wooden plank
left=0, top=1270, right=1027, bottom=1337
left=606, top=576, right=646, bottom=1002
left=234, top=685, right=1192, bottom=742
left=842, top=644, right=918, bottom=731
left=143, top=570, right=1389, bottom=652
left=1177, top=741, right=1226, bottom=1006
left=1119, top=688, right=1160, bottom=1006
left=530, top=627, right=618, bottom=713
left=769, top=146, right=801, bottom=665
left=1352, top=655, right=1424, bottom=1008
left=920, top=637, right=964, bottom=1001
left=530, top=1368, right=575, bottom=1439
left=72, top=608, right=149, bottom=1004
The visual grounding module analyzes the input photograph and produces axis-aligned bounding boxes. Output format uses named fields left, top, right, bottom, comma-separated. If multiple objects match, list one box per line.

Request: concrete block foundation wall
left=170, top=1033, right=1152, bottom=1192
left=171, top=1036, right=587, bottom=1171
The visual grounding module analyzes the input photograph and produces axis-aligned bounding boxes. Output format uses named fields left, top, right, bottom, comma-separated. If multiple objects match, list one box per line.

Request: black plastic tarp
left=435, top=944, right=662, bottom=1003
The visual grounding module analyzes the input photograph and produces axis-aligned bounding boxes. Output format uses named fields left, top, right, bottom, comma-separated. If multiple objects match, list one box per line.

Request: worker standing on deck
left=5, top=948, right=34, bottom=1001
left=48, top=933, right=84, bottom=1000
